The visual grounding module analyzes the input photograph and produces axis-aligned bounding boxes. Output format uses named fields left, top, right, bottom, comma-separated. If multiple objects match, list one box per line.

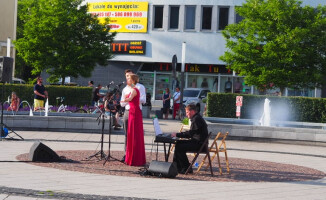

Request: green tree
left=220, top=0, right=326, bottom=92
left=15, top=0, right=116, bottom=84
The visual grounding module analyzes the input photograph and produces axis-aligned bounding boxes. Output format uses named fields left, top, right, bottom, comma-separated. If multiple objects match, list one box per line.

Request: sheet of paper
left=153, top=118, right=163, bottom=136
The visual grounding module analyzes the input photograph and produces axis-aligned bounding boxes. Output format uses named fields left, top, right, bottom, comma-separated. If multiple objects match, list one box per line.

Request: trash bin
left=142, top=106, right=151, bottom=118
left=155, top=110, right=163, bottom=119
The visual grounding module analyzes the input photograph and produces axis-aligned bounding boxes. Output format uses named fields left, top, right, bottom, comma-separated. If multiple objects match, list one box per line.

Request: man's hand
left=171, top=132, right=177, bottom=137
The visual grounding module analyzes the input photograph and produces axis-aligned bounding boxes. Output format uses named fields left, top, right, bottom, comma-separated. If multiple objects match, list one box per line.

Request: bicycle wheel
left=74, top=108, right=87, bottom=113
left=178, top=105, right=186, bottom=120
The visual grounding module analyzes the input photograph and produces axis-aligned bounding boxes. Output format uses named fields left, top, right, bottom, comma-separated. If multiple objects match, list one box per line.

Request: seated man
left=171, top=104, right=208, bottom=174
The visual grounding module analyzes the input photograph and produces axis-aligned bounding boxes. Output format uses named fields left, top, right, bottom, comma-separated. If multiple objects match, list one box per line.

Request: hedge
left=207, top=93, right=326, bottom=123
left=1, top=84, right=92, bottom=107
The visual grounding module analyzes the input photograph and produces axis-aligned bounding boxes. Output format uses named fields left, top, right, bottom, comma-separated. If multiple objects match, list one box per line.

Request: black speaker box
left=0, top=56, right=13, bottom=83
left=29, top=141, right=61, bottom=162
left=148, top=161, right=178, bottom=178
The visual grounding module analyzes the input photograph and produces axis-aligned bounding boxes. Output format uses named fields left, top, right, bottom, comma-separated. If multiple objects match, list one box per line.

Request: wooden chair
left=197, top=132, right=230, bottom=175
left=185, top=132, right=213, bottom=176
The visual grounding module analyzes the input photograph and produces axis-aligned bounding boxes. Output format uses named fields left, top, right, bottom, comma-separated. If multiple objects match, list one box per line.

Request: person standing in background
left=201, top=78, right=208, bottom=88
left=225, top=77, right=232, bottom=93
left=92, top=84, right=103, bottom=106
left=33, top=76, right=48, bottom=111
left=162, top=88, right=171, bottom=119
left=173, top=87, right=181, bottom=120
left=89, top=80, right=96, bottom=106
left=234, top=78, right=243, bottom=93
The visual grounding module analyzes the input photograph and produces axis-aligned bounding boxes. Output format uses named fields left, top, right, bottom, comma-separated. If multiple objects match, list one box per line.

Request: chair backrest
left=215, top=132, right=229, bottom=152
left=186, top=132, right=212, bottom=154
left=198, top=132, right=212, bottom=153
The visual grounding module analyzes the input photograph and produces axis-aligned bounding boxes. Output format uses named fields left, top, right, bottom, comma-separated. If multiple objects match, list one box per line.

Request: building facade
left=0, top=0, right=17, bottom=75
left=48, top=0, right=325, bottom=99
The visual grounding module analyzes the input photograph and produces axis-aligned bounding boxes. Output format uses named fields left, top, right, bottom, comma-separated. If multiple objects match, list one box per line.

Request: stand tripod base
left=1, top=123, right=24, bottom=140
left=103, top=154, right=123, bottom=166
left=84, top=150, right=107, bottom=161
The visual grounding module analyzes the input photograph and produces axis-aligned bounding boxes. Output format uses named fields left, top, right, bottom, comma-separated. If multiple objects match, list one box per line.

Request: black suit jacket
left=176, top=113, right=208, bottom=144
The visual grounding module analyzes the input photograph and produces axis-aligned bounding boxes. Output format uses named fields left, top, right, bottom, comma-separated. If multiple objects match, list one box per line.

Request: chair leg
left=225, top=151, right=230, bottom=174
left=205, top=151, right=217, bottom=170
left=197, top=154, right=208, bottom=172
left=216, top=150, right=222, bottom=175
left=185, top=153, right=199, bottom=175
left=206, top=149, right=213, bottom=176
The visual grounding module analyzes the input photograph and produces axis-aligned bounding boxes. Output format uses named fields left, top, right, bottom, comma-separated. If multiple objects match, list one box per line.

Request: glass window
left=169, top=6, right=180, bottom=29
left=185, top=6, right=196, bottom=30
left=187, top=75, right=215, bottom=91
left=154, top=6, right=164, bottom=29
left=155, top=74, right=172, bottom=100
left=235, top=7, right=244, bottom=24
left=218, top=7, right=229, bottom=30
left=139, top=73, right=154, bottom=99
left=202, top=6, right=212, bottom=30
left=288, top=88, right=314, bottom=97
left=199, top=90, right=209, bottom=98
left=184, top=90, right=200, bottom=98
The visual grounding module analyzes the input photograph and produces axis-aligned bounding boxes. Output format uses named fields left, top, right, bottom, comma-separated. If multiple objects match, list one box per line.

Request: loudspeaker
left=0, top=56, right=13, bottom=83
left=148, top=161, right=178, bottom=178
left=29, top=141, right=61, bottom=162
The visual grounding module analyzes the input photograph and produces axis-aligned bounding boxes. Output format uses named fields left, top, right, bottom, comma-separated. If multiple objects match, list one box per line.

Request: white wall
left=84, top=0, right=326, bottom=65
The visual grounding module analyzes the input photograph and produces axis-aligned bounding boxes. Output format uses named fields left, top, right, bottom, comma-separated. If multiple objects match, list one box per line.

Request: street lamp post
left=179, top=42, right=186, bottom=118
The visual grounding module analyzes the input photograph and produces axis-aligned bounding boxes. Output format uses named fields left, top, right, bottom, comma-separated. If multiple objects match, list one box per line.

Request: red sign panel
left=236, top=96, right=243, bottom=107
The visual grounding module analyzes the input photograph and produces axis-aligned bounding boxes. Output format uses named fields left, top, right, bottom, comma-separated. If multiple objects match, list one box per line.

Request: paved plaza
left=0, top=118, right=326, bottom=200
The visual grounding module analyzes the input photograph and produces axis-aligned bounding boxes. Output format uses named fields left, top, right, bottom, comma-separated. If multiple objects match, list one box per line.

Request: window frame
left=184, top=5, right=196, bottom=31
left=201, top=6, right=213, bottom=31
left=218, top=6, right=230, bottom=31
left=168, top=5, right=180, bottom=30
left=235, top=6, right=244, bottom=24
left=153, top=5, right=164, bottom=30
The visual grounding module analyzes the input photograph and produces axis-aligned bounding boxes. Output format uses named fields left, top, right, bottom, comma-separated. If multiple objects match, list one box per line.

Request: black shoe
left=121, top=155, right=125, bottom=162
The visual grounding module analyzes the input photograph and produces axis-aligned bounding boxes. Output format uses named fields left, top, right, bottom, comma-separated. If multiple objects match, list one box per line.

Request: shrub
left=207, top=93, right=326, bottom=123
left=2, top=84, right=92, bottom=107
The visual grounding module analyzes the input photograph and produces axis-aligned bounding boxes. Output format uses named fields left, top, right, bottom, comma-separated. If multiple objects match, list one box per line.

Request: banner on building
left=87, top=2, right=148, bottom=33
left=111, top=40, right=146, bottom=55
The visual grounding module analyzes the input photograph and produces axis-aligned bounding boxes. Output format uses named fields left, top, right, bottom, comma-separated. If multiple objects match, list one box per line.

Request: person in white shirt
left=173, top=87, right=181, bottom=119
left=120, top=69, right=146, bottom=161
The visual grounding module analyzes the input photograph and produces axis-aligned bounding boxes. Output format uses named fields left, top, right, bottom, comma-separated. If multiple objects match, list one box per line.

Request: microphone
left=107, top=81, right=114, bottom=88
left=116, top=81, right=125, bottom=87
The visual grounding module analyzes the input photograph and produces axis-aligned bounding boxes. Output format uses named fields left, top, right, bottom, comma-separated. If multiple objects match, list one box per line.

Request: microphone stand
left=85, top=82, right=118, bottom=161
left=103, top=83, right=124, bottom=166
left=84, top=107, right=107, bottom=161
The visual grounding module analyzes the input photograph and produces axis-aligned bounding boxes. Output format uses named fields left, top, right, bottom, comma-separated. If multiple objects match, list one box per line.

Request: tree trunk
left=61, top=76, right=65, bottom=85
left=279, top=87, right=285, bottom=96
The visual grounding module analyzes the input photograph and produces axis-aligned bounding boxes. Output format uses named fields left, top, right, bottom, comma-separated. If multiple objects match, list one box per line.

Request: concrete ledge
left=3, top=115, right=103, bottom=133
left=207, top=121, right=326, bottom=143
